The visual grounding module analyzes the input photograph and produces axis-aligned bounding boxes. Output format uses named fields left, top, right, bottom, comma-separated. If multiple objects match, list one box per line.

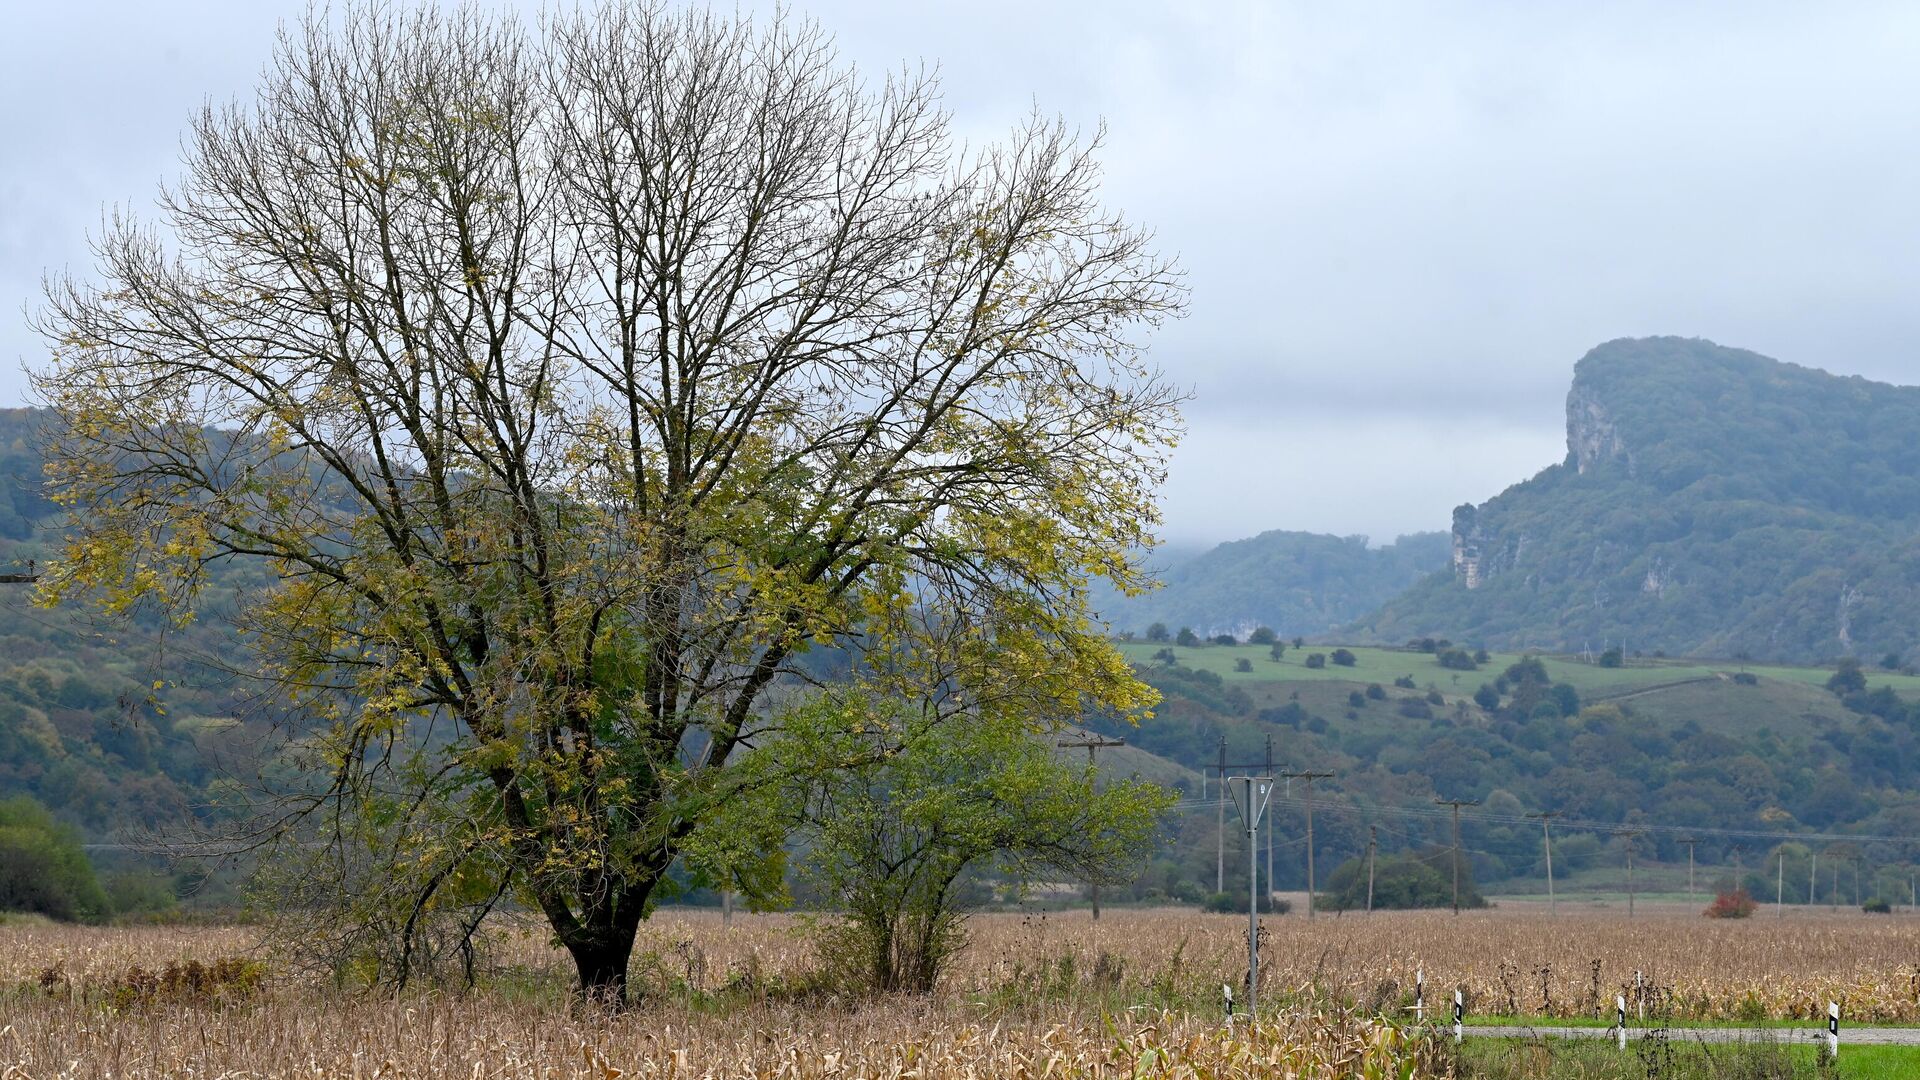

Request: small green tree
left=1268, top=642, right=1287, bottom=662
left=1176, top=627, right=1201, bottom=648
left=1248, top=627, right=1277, bottom=646
left=1330, top=648, right=1357, bottom=667
left=1827, top=658, right=1868, bottom=696
left=0, top=796, right=109, bottom=923
left=1304, top=653, right=1327, bottom=669
left=793, top=698, right=1167, bottom=993
left=1234, top=658, right=1253, bottom=673
left=1145, top=623, right=1171, bottom=643
left=1598, top=647, right=1625, bottom=668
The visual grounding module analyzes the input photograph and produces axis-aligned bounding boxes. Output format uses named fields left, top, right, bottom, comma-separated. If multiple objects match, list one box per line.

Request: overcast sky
left=7, top=2, right=1920, bottom=546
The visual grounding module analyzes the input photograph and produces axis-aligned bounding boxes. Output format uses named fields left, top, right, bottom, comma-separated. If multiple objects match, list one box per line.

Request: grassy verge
left=1466, top=1015, right=1912, bottom=1031
left=1460, top=1036, right=1920, bottom=1078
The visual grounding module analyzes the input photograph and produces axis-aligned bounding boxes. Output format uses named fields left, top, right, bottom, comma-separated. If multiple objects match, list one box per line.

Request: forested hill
left=1356, top=338, right=1920, bottom=664
left=1095, top=530, right=1449, bottom=640
left=0, top=408, right=262, bottom=838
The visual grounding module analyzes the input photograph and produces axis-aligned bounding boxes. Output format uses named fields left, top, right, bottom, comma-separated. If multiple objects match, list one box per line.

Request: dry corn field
left=3, top=907, right=1919, bottom=1077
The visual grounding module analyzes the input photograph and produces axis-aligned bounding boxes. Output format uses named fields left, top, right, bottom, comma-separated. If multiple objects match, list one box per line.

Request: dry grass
left=3, top=907, right=1917, bottom=1077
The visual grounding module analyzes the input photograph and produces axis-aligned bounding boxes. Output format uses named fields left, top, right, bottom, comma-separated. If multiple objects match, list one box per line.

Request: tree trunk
left=566, top=925, right=640, bottom=1006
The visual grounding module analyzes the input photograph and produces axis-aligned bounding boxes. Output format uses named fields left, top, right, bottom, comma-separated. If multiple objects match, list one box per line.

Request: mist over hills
left=1094, top=531, right=1449, bottom=639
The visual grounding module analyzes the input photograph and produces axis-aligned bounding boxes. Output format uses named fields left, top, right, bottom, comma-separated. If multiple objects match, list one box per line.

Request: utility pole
left=1678, top=837, right=1699, bottom=905
left=1058, top=733, right=1125, bottom=920
left=1216, top=738, right=1227, bottom=894
left=1622, top=831, right=1646, bottom=918
left=1227, top=776, right=1274, bottom=1016
left=1527, top=811, right=1560, bottom=916
left=1263, top=734, right=1275, bottom=913
left=1435, top=798, right=1480, bottom=915
left=1776, top=848, right=1785, bottom=917
left=1810, top=848, right=1817, bottom=906
left=1366, top=825, right=1378, bottom=915
left=1286, top=769, right=1334, bottom=917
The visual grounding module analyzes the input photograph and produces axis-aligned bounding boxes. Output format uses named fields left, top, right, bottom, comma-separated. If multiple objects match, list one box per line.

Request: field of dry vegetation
left=4, top=907, right=1918, bottom=1077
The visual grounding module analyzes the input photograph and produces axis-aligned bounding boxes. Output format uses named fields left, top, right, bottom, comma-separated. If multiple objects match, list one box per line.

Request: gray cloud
left=7, top=1, right=1920, bottom=545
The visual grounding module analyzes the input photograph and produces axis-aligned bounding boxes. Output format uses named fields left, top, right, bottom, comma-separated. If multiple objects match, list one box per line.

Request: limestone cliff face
left=1566, top=381, right=1632, bottom=476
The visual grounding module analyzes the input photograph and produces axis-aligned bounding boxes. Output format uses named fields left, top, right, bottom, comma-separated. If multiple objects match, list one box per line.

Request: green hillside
left=1356, top=338, right=1920, bottom=664
left=1096, top=638, right=1920, bottom=904
left=0, top=409, right=263, bottom=841
left=1093, top=530, right=1449, bottom=639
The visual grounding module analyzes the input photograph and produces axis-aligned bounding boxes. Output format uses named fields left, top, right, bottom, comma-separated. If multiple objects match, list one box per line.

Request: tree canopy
left=32, top=1, right=1181, bottom=1000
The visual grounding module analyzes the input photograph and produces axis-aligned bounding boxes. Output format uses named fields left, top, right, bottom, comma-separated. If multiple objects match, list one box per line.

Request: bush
left=1703, top=888, right=1757, bottom=919
left=1268, top=642, right=1286, bottom=661
left=1473, top=684, right=1501, bottom=710
left=1348, top=690, right=1366, bottom=708
left=1304, top=653, right=1326, bottom=669
left=1397, top=698, right=1433, bottom=720
left=1319, top=850, right=1485, bottom=911
left=1864, top=898, right=1894, bottom=914
left=1201, top=891, right=1288, bottom=914
left=1249, top=627, right=1277, bottom=645
left=0, top=796, right=108, bottom=923
left=1598, top=647, right=1624, bottom=668
left=1175, top=627, right=1199, bottom=647
left=1437, top=649, right=1477, bottom=671
left=1732, top=671, right=1758, bottom=685
left=1144, top=622, right=1169, bottom=643
left=1330, top=648, right=1357, bottom=667
left=1211, top=634, right=1237, bottom=646
left=1425, top=689, right=1444, bottom=705
left=1233, top=658, right=1252, bottom=673
left=1393, top=675, right=1416, bottom=690
left=1365, top=684, right=1386, bottom=700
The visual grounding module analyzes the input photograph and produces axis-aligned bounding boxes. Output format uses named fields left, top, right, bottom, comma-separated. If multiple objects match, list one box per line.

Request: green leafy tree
left=31, top=2, right=1181, bottom=1002
left=1268, top=642, right=1286, bottom=661
left=1319, top=850, right=1483, bottom=911
left=1304, top=653, right=1327, bottom=669
left=1233, top=658, right=1252, bottom=673
left=1828, top=658, right=1868, bottom=696
left=1176, top=627, right=1201, bottom=648
left=1330, top=648, right=1357, bottom=667
left=0, top=796, right=109, bottom=923
left=791, top=697, right=1168, bottom=992
left=1144, top=623, right=1170, bottom=643
left=1248, top=626, right=1277, bottom=646
left=1598, top=647, right=1625, bottom=669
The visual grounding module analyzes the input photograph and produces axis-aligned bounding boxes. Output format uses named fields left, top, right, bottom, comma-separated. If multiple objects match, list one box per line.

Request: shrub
left=1732, top=672, right=1758, bottom=686
left=1211, top=634, right=1237, bottom=647
left=1397, top=698, right=1433, bottom=720
left=1437, top=649, right=1477, bottom=671
left=1348, top=690, right=1366, bottom=708
left=1175, top=627, right=1199, bottom=647
left=1330, top=648, right=1357, bottom=667
left=1144, top=622, right=1169, bottom=643
left=1268, top=642, right=1286, bottom=661
left=1703, top=888, right=1758, bottom=919
left=1473, top=684, right=1501, bottom=710
left=1598, top=647, right=1624, bottom=668
left=1365, top=684, right=1386, bottom=700
left=1304, top=653, right=1326, bottom=669
left=1202, top=891, right=1288, bottom=914
left=0, top=796, right=108, bottom=923
left=1425, top=690, right=1444, bottom=705
left=1864, top=898, right=1894, bottom=914
left=1249, top=627, right=1277, bottom=645
left=1393, top=675, right=1416, bottom=690
left=1233, top=658, right=1252, bottom=673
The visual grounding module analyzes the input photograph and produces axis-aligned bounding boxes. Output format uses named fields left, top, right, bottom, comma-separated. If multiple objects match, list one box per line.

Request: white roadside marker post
left=1616, top=994, right=1627, bottom=1051
left=1222, top=983, right=1234, bottom=1022
left=1828, top=1001, right=1840, bottom=1059
left=1415, top=969, right=1424, bottom=1023
left=1453, top=989, right=1464, bottom=1043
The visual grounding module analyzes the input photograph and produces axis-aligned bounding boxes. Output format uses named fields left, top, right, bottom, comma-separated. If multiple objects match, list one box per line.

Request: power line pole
left=1216, top=737, right=1227, bottom=894
left=1622, top=831, right=1646, bottom=918
left=1435, top=798, right=1480, bottom=915
left=1776, top=846, right=1785, bottom=917
left=1366, top=824, right=1378, bottom=915
left=1058, top=733, right=1125, bottom=920
left=1263, top=734, right=1275, bottom=913
left=1810, top=847, right=1817, bottom=905
left=1527, top=811, right=1560, bottom=916
left=1286, top=769, right=1334, bottom=917
left=1678, top=837, right=1699, bottom=906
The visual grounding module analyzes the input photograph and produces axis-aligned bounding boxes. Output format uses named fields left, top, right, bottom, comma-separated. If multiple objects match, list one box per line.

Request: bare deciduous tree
left=33, top=1, right=1182, bottom=1002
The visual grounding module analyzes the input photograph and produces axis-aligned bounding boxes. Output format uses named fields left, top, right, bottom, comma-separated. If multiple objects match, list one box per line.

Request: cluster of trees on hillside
left=1080, top=644, right=1920, bottom=905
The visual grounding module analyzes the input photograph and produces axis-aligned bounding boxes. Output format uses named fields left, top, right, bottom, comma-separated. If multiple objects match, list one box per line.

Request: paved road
left=1469, top=1024, right=1920, bottom=1046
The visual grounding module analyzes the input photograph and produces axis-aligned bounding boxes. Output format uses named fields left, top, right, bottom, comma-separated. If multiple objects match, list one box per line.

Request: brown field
left=3, top=906, right=1917, bottom=1077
